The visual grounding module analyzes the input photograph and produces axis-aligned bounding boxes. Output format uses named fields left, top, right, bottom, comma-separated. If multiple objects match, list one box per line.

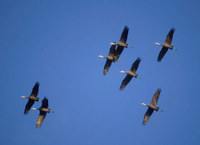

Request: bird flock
left=21, top=26, right=176, bottom=128
left=99, top=26, right=176, bottom=125
left=21, top=82, right=54, bottom=128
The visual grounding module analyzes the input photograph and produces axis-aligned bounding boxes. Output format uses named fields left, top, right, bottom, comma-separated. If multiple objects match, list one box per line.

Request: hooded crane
left=141, top=88, right=162, bottom=125
left=21, top=82, right=40, bottom=114
left=98, top=44, right=116, bottom=75
left=120, top=57, right=141, bottom=90
left=155, top=28, right=176, bottom=62
left=110, top=26, right=130, bottom=62
left=32, top=97, right=54, bottom=128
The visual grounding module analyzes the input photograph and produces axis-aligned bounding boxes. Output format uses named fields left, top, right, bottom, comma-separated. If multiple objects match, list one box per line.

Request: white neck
left=154, top=42, right=161, bottom=45
left=98, top=55, right=104, bottom=58
left=141, top=103, right=147, bottom=106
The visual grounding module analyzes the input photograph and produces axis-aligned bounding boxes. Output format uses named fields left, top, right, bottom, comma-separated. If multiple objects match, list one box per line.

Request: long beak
left=31, top=108, right=37, bottom=110
left=21, top=96, right=26, bottom=98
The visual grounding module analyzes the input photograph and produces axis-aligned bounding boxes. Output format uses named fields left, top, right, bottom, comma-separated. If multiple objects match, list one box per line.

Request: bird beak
left=31, top=108, right=37, bottom=110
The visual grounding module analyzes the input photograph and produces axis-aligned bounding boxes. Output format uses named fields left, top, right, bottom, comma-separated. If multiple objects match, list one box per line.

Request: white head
left=109, top=42, right=116, bottom=45
left=98, top=55, right=104, bottom=58
left=21, top=96, right=26, bottom=99
left=31, top=108, right=37, bottom=110
left=120, top=70, right=126, bottom=73
left=141, top=103, right=147, bottom=106
left=154, top=42, right=161, bottom=45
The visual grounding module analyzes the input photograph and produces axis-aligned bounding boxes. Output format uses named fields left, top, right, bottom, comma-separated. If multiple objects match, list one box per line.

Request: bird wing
left=41, top=97, right=49, bottom=108
left=150, top=88, right=161, bottom=107
left=120, top=74, right=133, bottom=90
left=103, top=59, right=113, bottom=75
left=119, top=26, right=129, bottom=43
left=30, top=82, right=40, bottom=97
left=165, top=27, right=175, bottom=45
left=24, top=99, right=35, bottom=114
left=130, top=57, right=141, bottom=73
left=113, top=45, right=124, bottom=62
left=36, top=111, right=46, bottom=128
left=157, top=46, right=168, bottom=62
left=108, top=44, right=116, bottom=56
left=143, top=108, right=154, bottom=125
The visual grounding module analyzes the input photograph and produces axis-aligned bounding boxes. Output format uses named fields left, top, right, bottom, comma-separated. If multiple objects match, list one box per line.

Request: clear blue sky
left=0, top=0, right=200, bottom=145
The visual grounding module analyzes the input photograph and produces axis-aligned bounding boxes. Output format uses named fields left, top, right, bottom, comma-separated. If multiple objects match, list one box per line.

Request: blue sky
left=0, top=0, right=200, bottom=145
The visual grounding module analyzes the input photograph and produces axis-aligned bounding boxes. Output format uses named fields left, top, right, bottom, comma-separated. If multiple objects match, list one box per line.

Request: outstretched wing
left=103, top=59, right=113, bottom=75
left=143, top=108, right=154, bottom=125
left=113, top=45, right=124, bottom=62
left=30, top=82, right=40, bottom=97
left=157, top=47, right=168, bottom=62
left=24, top=99, right=35, bottom=114
left=36, top=111, right=46, bottom=128
left=130, top=57, right=141, bottom=73
left=120, top=74, right=133, bottom=90
left=150, top=88, right=161, bottom=107
left=108, top=44, right=116, bottom=57
left=119, top=26, right=129, bottom=43
left=165, top=27, right=175, bottom=45
left=41, top=97, right=48, bottom=108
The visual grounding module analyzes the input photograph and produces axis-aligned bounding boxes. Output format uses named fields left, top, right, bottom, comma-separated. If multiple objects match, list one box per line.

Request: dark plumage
left=36, top=97, right=51, bottom=128
left=22, top=82, right=40, bottom=114
left=155, top=28, right=176, bottom=62
left=120, top=57, right=141, bottom=90
left=111, top=26, right=129, bottom=62
left=142, top=89, right=161, bottom=125
left=98, top=45, right=116, bottom=75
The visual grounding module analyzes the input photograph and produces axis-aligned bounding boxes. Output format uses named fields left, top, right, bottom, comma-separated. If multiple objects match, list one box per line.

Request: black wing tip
left=137, top=57, right=142, bottom=61
left=35, top=81, right=40, bottom=85
left=157, top=58, right=162, bottom=62
left=171, top=27, right=175, bottom=31
left=103, top=71, right=107, bottom=75
left=157, top=88, right=161, bottom=92
left=124, top=25, right=129, bottom=30
left=24, top=110, right=29, bottom=115
left=120, top=86, right=125, bottom=90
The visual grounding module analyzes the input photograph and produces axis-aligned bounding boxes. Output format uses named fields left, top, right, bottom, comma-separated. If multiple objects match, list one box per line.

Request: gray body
left=143, top=89, right=161, bottom=125
left=120, top=57, right=141, bottom=90
left=36, top=97, right=51, bottom=128
left=103, top=45, right=116, bottom=75
left=156, top=28, right=175, bottom=62
left=113, top=26, right=129, bottom=62
left=24, top=82, right=40, bottom=114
